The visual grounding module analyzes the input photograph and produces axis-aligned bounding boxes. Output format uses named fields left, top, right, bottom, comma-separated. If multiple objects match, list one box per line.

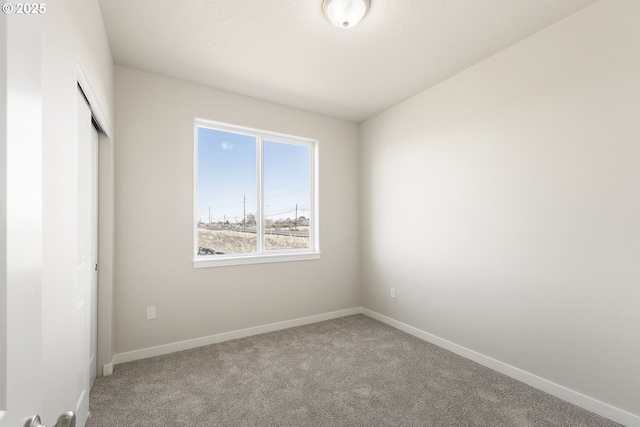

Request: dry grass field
left=198, top=228, right=309, bottom=255
left=265, top=233, right=310, bottom=250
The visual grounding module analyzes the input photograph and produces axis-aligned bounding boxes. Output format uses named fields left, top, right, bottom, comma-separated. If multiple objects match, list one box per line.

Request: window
left=194, top=119, right=319, bottom=267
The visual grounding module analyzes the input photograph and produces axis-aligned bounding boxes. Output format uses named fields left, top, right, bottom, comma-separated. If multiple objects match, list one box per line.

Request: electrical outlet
left=390, top=287, right=396, bottom=298
left=147, top=306, right=156, bottom=320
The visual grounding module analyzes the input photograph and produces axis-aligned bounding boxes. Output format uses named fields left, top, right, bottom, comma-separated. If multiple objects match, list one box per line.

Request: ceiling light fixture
left=322, top=0, right=370, bottom=29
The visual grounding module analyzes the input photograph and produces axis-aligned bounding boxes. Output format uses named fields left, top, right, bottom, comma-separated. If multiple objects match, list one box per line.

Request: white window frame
left=194, top=119, right=320, bottom=268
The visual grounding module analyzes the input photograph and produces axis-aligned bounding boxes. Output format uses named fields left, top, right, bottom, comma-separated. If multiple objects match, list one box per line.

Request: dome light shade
left=322, top=0, right=370, bottom=29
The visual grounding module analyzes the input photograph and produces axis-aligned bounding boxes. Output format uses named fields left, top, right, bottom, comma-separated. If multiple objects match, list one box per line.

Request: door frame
left=0, top=11, right=44, bottom=426
left=77, top=63, right=112, bottom=139
left=77, top=62, right=113, bottom=377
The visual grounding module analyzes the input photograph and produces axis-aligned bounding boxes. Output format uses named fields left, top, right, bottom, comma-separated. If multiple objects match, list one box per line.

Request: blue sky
left=197, top=127, right=310, bottom=223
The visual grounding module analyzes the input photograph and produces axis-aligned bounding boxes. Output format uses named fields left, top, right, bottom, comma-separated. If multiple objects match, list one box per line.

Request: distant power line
left=264, top=177, right=309, bottom=191
left=265, top=188, right=309, bottom=200
left=202, top=205, right=310, bottom=223
left=266, top=206, right=309, bottom=218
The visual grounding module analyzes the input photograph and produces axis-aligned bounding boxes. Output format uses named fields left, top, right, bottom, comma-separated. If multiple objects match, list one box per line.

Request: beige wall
left=113, top=66, right=360, bottom=354
left=41, top=0, right=113, bottom=420
left=360, top=0, right=640, bottom=419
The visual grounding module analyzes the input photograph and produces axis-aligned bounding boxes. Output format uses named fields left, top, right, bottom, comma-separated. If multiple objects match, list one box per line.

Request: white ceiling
left=98, top=0, right=598, bottom=123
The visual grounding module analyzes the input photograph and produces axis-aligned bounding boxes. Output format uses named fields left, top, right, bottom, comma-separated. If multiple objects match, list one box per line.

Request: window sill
left=193, top=251, right=321, bottom=268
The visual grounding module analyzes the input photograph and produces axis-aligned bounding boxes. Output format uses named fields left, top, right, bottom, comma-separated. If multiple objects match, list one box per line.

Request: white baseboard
left=361, top=308, right=639, bottom=427
left=113, top=307, right=362, bottom=365
left=102, top=359, right=114, bottom=376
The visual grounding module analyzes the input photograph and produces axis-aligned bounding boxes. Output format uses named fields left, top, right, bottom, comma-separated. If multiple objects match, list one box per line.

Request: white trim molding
left=193, top=251, right=321, bottom=268
left=113, top=307, right=361, bottom=365
left=102, top=359, right=114, bottom=377
left=77, top=59, right=112, bottom=138
left=361, top=308, right=640, bottom=427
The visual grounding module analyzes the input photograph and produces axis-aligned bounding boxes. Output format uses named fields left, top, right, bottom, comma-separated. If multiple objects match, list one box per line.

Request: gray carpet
left=88, top=315, right=620, bottom=426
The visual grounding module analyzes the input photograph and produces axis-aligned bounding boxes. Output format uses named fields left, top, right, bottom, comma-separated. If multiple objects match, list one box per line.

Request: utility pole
left=224, top=215, right=226, bottom=228
left=208, top=205, right=211, bottom=225
left=295, top=203, right=298, bottom=231
left=243, top=194, right=246, bottom=230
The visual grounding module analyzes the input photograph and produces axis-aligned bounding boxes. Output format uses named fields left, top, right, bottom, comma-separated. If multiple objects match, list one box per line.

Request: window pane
left=197, top=127, right=257, bottom=255
left=264, top=140, right=310, bottom=251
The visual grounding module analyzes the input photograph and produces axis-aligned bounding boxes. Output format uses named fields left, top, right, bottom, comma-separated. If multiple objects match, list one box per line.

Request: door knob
left=24, top=411, right=76, bottom=427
